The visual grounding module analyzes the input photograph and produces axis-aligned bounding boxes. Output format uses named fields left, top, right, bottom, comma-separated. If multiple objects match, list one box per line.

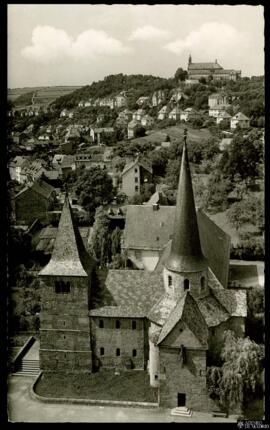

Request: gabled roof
left=89, top=269, right=164, bottom=317
left=157, top=291, right=208, bottom=347
left=188, top=62, right=222, bottom=70
left=39, top=195, right=94, bottom=277
left=122, top=157, right=153, bottom=176
left=231, top=112, right=250, bottom=121
left=15, top=179, right=55, bottom=199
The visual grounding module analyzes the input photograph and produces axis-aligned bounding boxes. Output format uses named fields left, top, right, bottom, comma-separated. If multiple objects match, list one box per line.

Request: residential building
left=132, top=109, right=146, bottom=122
left=14, top=179, right=56, bottom=225
left=208, top=93, right=228, bottom=109
left=127, top=119, right=141, bottom=139
left=141, top=114, right=155, bottom=129
left=230, top=112, right=250, bottom=129
left=152, top=90, right=166, bottom=107
left=115, top=94, right=128, bottom=108
left=180, top=108, right=199, bottom=122
left=168, top=107, right=182, bottom=121
left=136, top=96, right=150, bottom=107
left=216, top=111, right=232, bottom=125
left=90, top=127, right=114, bottom=144
left=158, top=105, right=170, bottom=120
left=121, top=157, right=153, bottom=197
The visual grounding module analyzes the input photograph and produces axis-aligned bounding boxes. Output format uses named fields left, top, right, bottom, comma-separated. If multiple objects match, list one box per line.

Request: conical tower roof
left=39, top=194, right=93, bottom=277
left=165, top=134, right=208, bottom=273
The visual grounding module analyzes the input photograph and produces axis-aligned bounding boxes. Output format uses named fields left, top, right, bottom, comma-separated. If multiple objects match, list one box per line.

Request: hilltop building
left=187, top=55, right=241, bottom=81
left=38, top=137, right=246, bottom=412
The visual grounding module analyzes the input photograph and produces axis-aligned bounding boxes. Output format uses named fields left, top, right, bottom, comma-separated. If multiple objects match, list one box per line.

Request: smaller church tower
left=188, top=54, right=192, bottom=66
left=163, top=131, right=209, bottom=300
left=38, top=193, right=94, bottom=374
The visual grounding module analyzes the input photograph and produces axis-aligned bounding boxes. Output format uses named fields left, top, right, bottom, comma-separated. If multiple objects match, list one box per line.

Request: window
left=116, top=320, right=121, bottom=329
left=135, top=168, right=138, bottom=173
left=135, top=185, right=139, bottom=192
left=116, top=348, right=120, bottom=356
left=100, top=347, right=104, bottom=356
left=184, top=279, right=190, bottom=291
left=135, top=177, right=138, bottom=183
left=99, top=320, right=104, bottom=328
left=154, top=374, right=158, bottom=380
left=168, top=275, right=172, bottom=286
left=132, top=349, right=137, bottom=357
left=55, top=281, right=71, bottom=294
left=201, top=277, right=206, bottom=290
left=132, top=320, right=136, bottom=330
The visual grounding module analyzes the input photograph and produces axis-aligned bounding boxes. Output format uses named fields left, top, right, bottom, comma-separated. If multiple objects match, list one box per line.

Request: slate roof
left=231, top=112, right=250, bottom=121
left=123, top=205, right=175, bottom=251
left=35, top=226, right=91, bottom=254
left=89, top=269, right=165, bottom=317
left=165, top=140, right=208, bottom=273
left=15, top=179, right=55, bottom=200
left=188, top=62, right=222, bottom=70
left=122, top=157, right=153, bottom=176
left=39, top=195, right=94, bottom=277
left=157, top=292, right=208, bottom=348
left=147, top=293, right=177, bottom=326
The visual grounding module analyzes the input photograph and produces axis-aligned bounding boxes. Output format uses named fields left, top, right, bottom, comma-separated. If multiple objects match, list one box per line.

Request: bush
left=231, top=237, right=264, bottom=260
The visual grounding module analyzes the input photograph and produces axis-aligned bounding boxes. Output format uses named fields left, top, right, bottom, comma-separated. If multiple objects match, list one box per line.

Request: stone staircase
left=14, top=358, right=40, bottom=377
left=171, top=407, right=193, bottom=417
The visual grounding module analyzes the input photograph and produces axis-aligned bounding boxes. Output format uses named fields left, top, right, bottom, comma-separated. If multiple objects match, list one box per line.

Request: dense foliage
left=207, top=331, right=264, bottom=414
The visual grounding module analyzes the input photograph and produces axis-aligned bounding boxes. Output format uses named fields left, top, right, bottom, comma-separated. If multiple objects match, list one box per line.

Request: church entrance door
left=177, top=392, right=186, bottom=407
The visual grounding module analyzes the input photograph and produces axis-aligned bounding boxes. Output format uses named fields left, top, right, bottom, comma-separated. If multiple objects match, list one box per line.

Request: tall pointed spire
left=165, top=130, right=208, bottom=273
left=39, top=193, right=92, bottom=277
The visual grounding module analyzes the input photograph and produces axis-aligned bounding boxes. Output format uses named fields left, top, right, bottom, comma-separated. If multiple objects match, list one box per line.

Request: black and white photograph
left=6, top=3, right=266, bottom=424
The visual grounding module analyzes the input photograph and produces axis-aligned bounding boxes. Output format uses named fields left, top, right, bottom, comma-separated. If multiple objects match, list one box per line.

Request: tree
left=207, top=331, right=264, bottom=414
left=174, top=67, right=188, bottom=82
left=88, top=206, right=111, bottom=265
left=72, top=167, right=115, bottom=222
left=227, top=196, right=264, bottom=232
left=111, top=227, right=122, bottom=257
left=219, top=134, right=262, bottom=185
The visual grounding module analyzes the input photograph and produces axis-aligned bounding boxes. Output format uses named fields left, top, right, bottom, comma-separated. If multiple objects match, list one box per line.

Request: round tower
left=163, top=131, right=209, bottom=300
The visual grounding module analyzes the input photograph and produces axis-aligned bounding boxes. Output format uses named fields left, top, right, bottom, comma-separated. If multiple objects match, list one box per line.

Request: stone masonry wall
left=91, top=317, right=148, bottom=370
left=39, top=275, right=92, bottom=373
left=159, top=347, right=210, bottom=411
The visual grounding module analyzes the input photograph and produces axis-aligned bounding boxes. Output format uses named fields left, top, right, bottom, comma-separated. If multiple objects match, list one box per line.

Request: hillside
left=51, top=74, right=175, bottom=110
left=8, top=86, right=82, bottom=105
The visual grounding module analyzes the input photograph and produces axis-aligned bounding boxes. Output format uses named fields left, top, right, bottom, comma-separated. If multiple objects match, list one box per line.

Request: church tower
left=188, top=54, right=192, bottom=66
left=38, top=194, right=94, bottom=373
left=163, top=131, right=209, bottom=300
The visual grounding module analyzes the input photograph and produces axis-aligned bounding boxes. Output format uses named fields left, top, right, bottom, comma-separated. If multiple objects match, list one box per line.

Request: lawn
left=35, top=369, right=158, bottom=403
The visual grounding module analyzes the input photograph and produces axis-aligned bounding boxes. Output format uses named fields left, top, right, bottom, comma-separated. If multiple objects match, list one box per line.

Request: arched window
left=168, top=275, right=172, bottom=287
left=201, top=276, right=206, bottom=290
left=184, top=279, right=190, bottom=291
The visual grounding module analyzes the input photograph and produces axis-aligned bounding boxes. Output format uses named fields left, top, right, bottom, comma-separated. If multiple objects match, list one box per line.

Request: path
left=7, top=375, right=237, bottom=423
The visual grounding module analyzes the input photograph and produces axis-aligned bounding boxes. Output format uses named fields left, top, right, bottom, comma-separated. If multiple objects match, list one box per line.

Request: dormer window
left=184, top=279, right=190, bottom=291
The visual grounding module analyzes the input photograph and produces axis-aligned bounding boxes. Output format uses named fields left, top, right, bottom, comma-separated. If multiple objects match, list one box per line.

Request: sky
left=7, top=4, right=265, bottom=88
